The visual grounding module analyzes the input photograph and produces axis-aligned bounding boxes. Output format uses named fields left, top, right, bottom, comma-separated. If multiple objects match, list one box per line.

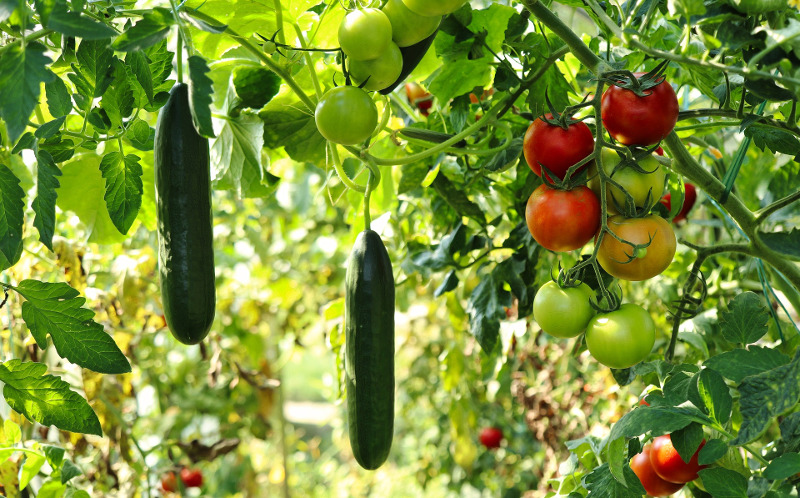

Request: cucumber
left=345, top=229, right=395, bottom=470
left=154, top=83, right=216, bottom=345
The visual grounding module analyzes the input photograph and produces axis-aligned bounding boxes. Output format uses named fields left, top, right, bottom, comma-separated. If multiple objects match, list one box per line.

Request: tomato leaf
left=431, top=174, right=485, bottom=223
left=584, top=464, right=645, bottom=497
left=763, top=453, right=800, bottom=480
left=697, top=467, right=748, bottom=497
left=704, top=346, right=791, bottom=383
left=758, top=229, right=800, bottom=261
left=187, top=55, right=216, bottom=138
left=746, top=127, right=800, bottom=157
left=32, top=150, right=61, bottom=251
left=605, top=436, right=628, bottom=486
left=690, top=368, right=733, bottom=425
left=98, top=152, right=143, bottom=235
left=698, top=438, right=728, bottom=466
left=111, top=7, right=173, bottom=52
left=45, top=76, right=73, bottom=118
left=0, top=163, right=25, bottom=270
left=434, top=270, right=459, bottom=297
left=260, top=97, right=326, bottom=164
left=47, top=5, right=117, bottom=40
left=719, top=292, right=770, bottom=345
left=670, top=423, right=705, bottom=465
left=609, top=406, right=709, bottom=441
left=0, top=42, right=55, bottom=142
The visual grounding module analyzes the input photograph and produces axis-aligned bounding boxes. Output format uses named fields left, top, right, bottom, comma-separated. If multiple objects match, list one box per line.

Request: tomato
left=161, top=472, right=178, bottom=492
left=525, top=185, right=601, bottom=252
left=660, top=183, right=697, bottom=223
left=348, top=42, right=403, bottom=91
left=405, top=82, right=432, bottom=115
left=180, top=467, right=203, bottom=487
left=651, top=435, right=707, bottom=483
left=315, top=86, right=378, bottom=145
left=597, top=215, right=676, bottom=281
left=601, top=73, right=679, bottom=146
left=522, top=114, right=595, bottom=180
left=478, top=427, right=503, bottom=449
left=402, top=0, right=466, bottom=17
left=338, top=9, right=393, bottom=61
left=584, top=303, right=655, bottom=369
left=382, top=0, right=441, bottom=47
left=591, top=148, right=666, bottom=212
left=533, top=281, right=595, bottom=338
left=469, top=87, right=494, bottom=104
left=631, top=445, right=686, bottom=496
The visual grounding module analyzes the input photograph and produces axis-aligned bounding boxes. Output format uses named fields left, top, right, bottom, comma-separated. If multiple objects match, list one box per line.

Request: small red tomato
left=650, top=434, right=707, bottom=483
left=161, top=472, right=178, bottom=492
left=522, top=114, right=595, bottom=180
left=601, top=72, right=679, bottom=146
left=660, top=182, right=697, bottom=223
left=405, top=82, right=432, bottom=116
left=526, top=184, right=601, bottom=252
left=479, top=427, right=503, bottom=449
left=180, top=467, right=203, bottom=488
left=469, top=87, right=494, bottom=104
left=631, top=445, right=686, bottom=496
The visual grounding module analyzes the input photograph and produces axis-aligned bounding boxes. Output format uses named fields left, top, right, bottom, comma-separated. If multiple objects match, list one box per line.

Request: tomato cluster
left=161, top=467, right=204, bottom=492
left=631, top=434, right=707, bottom=496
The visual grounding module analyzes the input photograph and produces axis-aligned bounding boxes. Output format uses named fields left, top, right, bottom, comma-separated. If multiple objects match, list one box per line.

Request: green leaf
left=758, top=229, right=800, bottom=261
left=34, top=116, right=65, bottom=139
left=467, top=273, right=505, bottom=353
left=0, top=0, right=16, bottom=22
left=719, top=292, right=770, bottom=345
left=481, top=137, right=523, bottom=173
left=13, top=279, right=132, bottom=374
left=763, top=453, right=800, bottom=480
left=98, top=152, right=143, bottom=234
left=697, top=467, right=748, bottom=497
left=746, top=127, right=800, bottom=156
left=732, top=354, right=800, bottom=445
left=69, top=39, right=113, bottom=100
left=19, top=450, right=45, bottom=489
left=64, top=489, right=91, bottom=498
left=101, top=60, right=134, bottom=130
left=212, top=109, right=275, bottom=198
left=0, top=360, right=102, bottom=435
left=698, top=438, right=727, bottom=465
left=398, top=161, right=430, bottom=195
left=584, top=464, right=645, bottom=497
left=0, top=163, right=25, bottom=270
left=704, top=346, right=791, bottom=383
left=60, top=459, right=82, bottom=483
left=45, top=76, right=73, bottom=118
left=776, top=412, right=800, bottom=456
left=188, top=55, right=216, bottom=138
left=232, top=65, right=281, bottom=110
left=670, top=423, right=705, bottom=465
left=434, top=270, right=459, bottom=297
left=125, top=50, right=154, bottom=104
left=32, top=150, right=62, bottom=251
left=47, top=5, right=117, bottom=40
left=43, top=445, right=65, bottom=468
left=609, top=406, right=709, bottom=441
left=428, top=59, right=492, bottom=106
left=111, top=7, right=173, bottom=52
left=11, top=132, right=36, bottom=154
left=260, top=97, right=326, bottom=163
left=606, top=436, right=628, bottom=486
left=431, top=173, right=485, bottom=223
left=692, top=368, right=733, bottom=425
left=0, top=42, right=55, bottom=142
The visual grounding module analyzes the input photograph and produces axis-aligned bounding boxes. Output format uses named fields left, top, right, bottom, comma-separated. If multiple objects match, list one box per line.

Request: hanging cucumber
left=154, top=83, right=216, bottom=345
left=345, top=229, right=395, bottom=470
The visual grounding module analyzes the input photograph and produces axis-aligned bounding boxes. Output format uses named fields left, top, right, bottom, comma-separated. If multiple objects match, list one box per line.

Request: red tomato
left=161, top=472, right=178, bottom=492
left=405, top=82, right=432, bottom=116
left=469, top=87, right=494, bottom=103
left=526, top=185, right=601, bottom=252
left=660, top=183, right=697, bottom=223
left=180, top=467, right=203, bottom=488
left=523, top=114, right=595, bottom=180
left=596, top=215, right=676, bottom=281
left=651, top=435, right=707, bottom=483
left=479, top=427, right=503, bottom=449
left=601, top=73, right=679, bottom=146
left=631, top=445, right=686, bottom=496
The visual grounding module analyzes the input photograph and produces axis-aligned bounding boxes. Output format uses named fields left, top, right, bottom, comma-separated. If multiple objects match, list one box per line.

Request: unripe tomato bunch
left=526, top=68, right=697, bottom=371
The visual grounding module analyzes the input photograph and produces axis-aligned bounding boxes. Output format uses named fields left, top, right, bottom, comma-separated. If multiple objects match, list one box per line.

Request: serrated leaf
left=0, top=42, right=55, bottom=142
left=101, top=60, right=134, bottom=130
left=704, top=346, right=790, bottom=383
left=733, top=355, right=800, bottom=445
left=584, top=464, right=645, bottom=497
left=0, top=163, right=25, bottom=270
left=719, top=292, right=770, bottom=345
left=32, top=150, right=61, bottom=251
left=43, top=445, right=65, bottom=468
left=763, top=453, right=800, bottom=480
left=467, top=274, right=505, bottom=353
left=34, top=116, right=65, bottom=139
left=758, top=229, right=800, bottom=261
left=481, top=136, right=523, bottom=173
left=434, top=270, right=459, bottom=297
left=609, top=406, right=710, bottom=441
left=693, top=368, right=733, bottom=425
left=45, top=76, right=72, bottom=118
left=98, top=152, right=143, bottom=234
left=0, top=360, right=102, bottom=435
left=232, top=65, right=281, bottom=110
left=212, top=110, right=274, bottom=198
left=11, top=132, right=36, bottom=154
left=259, top=97, right=326, bottom=163
left=188, top=55, right=216, bottom=138
left=60, top=459, right=82, bottom=483
left=746, top=127, right=800, bottom=156
left=19, top=450, right=45, bottom=489
left=13, top=279, right=132, bottom=374
left=70, top=39, right=113, bottom=100
left=111, top=7, right=173, bottom=52
left=125, top=50, right=154, bottom=104
left=432, top=174, right=485, bottom=223
left=698, top=467, right=748, bottom=497
left=698, top=438, right=727, bottom=465
left=47, top=5, right=117, bottom=40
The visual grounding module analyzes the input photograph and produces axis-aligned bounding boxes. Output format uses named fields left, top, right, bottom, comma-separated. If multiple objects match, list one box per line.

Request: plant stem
left=293, top=24, right=323, bottom=99
left=754, top=190, right=800, bottom=225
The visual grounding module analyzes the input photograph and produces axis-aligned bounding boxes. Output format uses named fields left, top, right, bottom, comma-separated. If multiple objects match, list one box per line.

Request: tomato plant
left=601, top=72, right=679, bottom=146
left=630, top=445, right=686, bottom=496
left=584, top=303, right=655, bottom=369
left=382, top=0, right=441, bottom=48
left=401, top=0, right=467, bottom=17
left=525, top=185, right=601, bottom=252
left=597, top=215, right=677, bottom=281
left=592, top=147, right=666, bottom=212
left=522, top=114, right=594, bottom=180
left=315, top=86, right=378, bottom=145
left=660, top=183, right=698, bottom=223
left=180, top=467, right=204, bottom=487
left=478, top=427, right=504, bottom=449
left=532, top=281, right=595, bottom=338
left=650, top=435, right=707, bottom=483
left=347, top=42, right=403, bottom=91
left=338, top=8, right=393, bottom=61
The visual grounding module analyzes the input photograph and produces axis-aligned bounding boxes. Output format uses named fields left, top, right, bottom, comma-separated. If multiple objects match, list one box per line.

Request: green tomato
left=315, top=86, right=378, bottom=145
left=338, top=8, right=393, bottom=61
left=533, top=281, right=595, bottom=339
left=382, top=0, right=441, bottom=48
left=585, top=303, right=655, bottom=369
left=347, top=42, right=403, bottom=91
left=590, top=148, right=666, bottom=212
left=401, top=0, right=467, bottom=16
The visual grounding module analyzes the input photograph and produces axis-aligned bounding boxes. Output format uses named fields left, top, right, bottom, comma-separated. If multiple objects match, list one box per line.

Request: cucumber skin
left=345, top=230, right=395, bottom=470
left=154, top=83, right=216, bottom=345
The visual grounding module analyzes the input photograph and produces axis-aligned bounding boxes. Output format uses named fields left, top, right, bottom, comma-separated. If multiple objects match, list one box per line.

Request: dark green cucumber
left=154, top=83, right=216, bottom=345
left=345, top=229, right=395, bottom=470
left=379, top=29, right=438, bottom=95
